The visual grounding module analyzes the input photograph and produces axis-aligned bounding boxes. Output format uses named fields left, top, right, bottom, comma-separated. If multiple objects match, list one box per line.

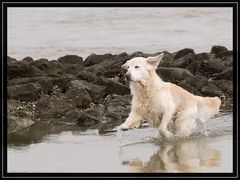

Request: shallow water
left=8, top=112, right=233, bottom=172
left=8, top=7, right=232, bottom=60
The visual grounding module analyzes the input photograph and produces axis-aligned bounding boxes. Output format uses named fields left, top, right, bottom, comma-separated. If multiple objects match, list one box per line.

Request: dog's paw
left=160, top=130, right=173, bottom=139
left=118, top=123, right=129, bottom=131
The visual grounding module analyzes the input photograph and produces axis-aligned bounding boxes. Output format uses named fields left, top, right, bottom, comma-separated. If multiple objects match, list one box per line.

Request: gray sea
left=8, top=7, right=232, bottom=60
left=7, top=7, right=233, bottom=173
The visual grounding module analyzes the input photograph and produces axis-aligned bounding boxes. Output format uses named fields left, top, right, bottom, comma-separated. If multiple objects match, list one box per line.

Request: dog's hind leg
left=175, top=106, right=197, bottom=137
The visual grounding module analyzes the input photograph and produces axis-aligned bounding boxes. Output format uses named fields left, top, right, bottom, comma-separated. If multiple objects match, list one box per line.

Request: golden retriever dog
left=119, top=53, right=221, bottom=138
left=122, top=141, right=221, bottom=172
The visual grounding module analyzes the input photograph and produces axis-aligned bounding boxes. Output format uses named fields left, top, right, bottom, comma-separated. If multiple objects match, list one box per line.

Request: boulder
left=211, top=45, right=228, bottom=55
left=104, top=95, right=131, bottom=123
left=77, top=103, right=106, bottom=126
left=76, top=111, right=100, bottom=126
left=211, top=80, right=232, bottom=97
left=51, top=77, right=74, bottom=93
left=63, top=64, right=85, bottom=75
left=157, top=67, right=194, bottom=83
left=98, top=78, right=130, bottom=96
left=84, top=53, right=114, bottom=66
left=84, top=52, right=129, bottom=77
left=185, top=75, right=208, bottom=90
left=221, top=56, right=233, bottom=68
left=77, top=71, right=129, bottom=96
left=177, top=81, right=202, bottom=96
left=159, top=51, right=174, bottom=67
left=8, top=76, right=75, bottom=95
left=8, top=77, right=42, bottom=86
left=216, top=50, right=232, bottom=58
left=7, top=99, right=35, bottom=134
left=57, top=55, right=84, bottom=65
left=22, top=56, right=34, bottom=63
left=76, top=70, right=99, bottom=82
left=212, top=68, right=233, bottom=80
left=8, top=116, right=35, bottom=134
left=173, top=48, right=194, bottom=60
left=7, top=56, right=17, bottom=65
left=30, top=59, right=64, bottom=75
left=128, top=51, right=148, bottom=58
left=8, top=62, right=45, bottom=79
left=184, top=75, right=224, bottom=97
left=186, top=61, right=202, bottom=75
left=8, top=83, right=42, bottom=102
left=65, top=88, right=92, bottom=109
left=35, top=94, right=76, bottom=121
left=8, top=76, right=55, bottom=95
left=35, top=92, right=101, bottom=126
left=70, top=80, right=106, bottom=103
left=172, top=52, right=195, bottom=68
left=200, top=82, right=222, bottom=97
left=195, top=52, right=213, bottom=61
left=199, top=58, right=225, bottom=77
left=85, top=59, right=123, bottom=77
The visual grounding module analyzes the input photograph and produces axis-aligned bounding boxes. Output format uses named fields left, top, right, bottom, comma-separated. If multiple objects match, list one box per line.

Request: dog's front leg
left=158, top=112, right=173, bottom=138
left=119, top=111, right=142, bottom=131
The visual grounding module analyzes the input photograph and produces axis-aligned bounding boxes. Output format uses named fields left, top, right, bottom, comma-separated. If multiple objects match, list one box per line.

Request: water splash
left=117, top=112, right=233, bottom=146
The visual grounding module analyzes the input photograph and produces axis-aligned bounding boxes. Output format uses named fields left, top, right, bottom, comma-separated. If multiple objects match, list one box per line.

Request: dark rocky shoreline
left=7, top=46, right=233, bottom=134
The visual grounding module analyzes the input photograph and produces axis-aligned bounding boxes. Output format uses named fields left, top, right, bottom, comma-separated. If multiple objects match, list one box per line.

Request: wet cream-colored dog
left=119, top=53, right=221, bottom=138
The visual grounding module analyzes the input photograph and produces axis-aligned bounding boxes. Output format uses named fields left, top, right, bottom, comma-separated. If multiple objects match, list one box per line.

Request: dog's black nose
left=124, top=73, right=131, bottom=81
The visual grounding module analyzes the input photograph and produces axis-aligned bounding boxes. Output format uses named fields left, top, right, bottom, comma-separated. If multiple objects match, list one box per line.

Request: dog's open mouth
left=123, top=76, right=130, bottom=82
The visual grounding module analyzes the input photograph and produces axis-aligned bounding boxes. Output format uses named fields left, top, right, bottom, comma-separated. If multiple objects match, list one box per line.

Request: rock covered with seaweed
left=7, top=45, right=233, bottom=134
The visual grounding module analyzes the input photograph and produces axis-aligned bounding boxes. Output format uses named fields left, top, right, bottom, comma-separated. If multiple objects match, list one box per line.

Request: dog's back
left=168, top=82, right=221, bottom=123
left=167, top=82, right=221, bottom=122
left=195, top=96, right=221, bottom=123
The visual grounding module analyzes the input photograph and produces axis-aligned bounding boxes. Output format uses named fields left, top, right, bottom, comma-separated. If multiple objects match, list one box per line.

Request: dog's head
left=121, top=53, right=164, bottom=84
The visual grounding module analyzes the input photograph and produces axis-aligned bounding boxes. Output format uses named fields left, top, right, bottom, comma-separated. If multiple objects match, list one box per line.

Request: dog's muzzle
left=124, top=73, right=131, bottom=82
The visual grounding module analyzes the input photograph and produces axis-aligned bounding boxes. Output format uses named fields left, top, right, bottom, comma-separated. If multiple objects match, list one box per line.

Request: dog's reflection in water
left=120, top=139, right=221, bottom=172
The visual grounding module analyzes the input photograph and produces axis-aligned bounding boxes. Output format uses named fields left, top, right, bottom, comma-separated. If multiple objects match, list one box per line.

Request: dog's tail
left=195, top=96, right=221, bottom=123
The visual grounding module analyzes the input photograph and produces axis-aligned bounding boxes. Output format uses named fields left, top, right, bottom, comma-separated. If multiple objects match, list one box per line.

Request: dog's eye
left=135, top=66, right=140, bottom=69
left=127, top=66, right=129, bottom=69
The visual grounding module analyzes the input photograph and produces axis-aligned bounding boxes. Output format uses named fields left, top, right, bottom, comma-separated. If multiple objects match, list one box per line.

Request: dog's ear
left=147, top=53, right=164, bottom=69
left=121, top=61, right=128, bottom=70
